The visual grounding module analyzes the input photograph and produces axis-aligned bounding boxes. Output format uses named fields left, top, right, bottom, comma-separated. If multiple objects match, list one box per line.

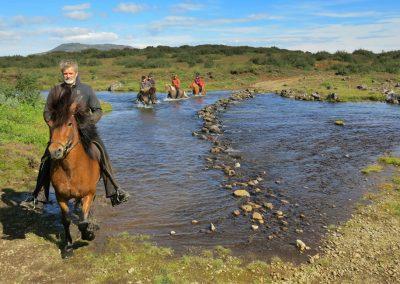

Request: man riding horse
left=25, top=60, right=129, bottom=207
left=137, top=74, right=157, bottom=104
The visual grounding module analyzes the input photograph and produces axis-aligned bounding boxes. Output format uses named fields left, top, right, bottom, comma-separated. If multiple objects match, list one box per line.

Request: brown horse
left=189, top=82, right=206, bottom=96
left=165, top=84, right=188, bottom=99
left=47, top=88, right=101, bottom=256
left=137, top=87, right=157, bottom=105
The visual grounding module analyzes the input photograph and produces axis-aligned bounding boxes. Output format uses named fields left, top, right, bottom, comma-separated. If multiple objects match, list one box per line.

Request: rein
left=50, top=139, right=81, bottom=158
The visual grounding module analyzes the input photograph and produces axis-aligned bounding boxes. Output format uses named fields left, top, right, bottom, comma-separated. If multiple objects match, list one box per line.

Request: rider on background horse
left=171, top=74, right=181, bottom=96
left=26, top=60, right=129, bottom=207
left=194, top=73, right=205, bottom=93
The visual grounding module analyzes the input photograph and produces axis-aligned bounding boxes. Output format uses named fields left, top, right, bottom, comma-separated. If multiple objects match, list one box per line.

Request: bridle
left=49, top=138, right=81, bottom=158
left=49, top=117, right=81, bottom=158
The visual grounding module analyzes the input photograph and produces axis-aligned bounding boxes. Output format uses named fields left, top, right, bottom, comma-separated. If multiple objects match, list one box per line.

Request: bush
left=314, top=51, right=331, bottom=61
left=333, top=51, right=353, bottom=62
left=0, top=74, right=41, bottom=106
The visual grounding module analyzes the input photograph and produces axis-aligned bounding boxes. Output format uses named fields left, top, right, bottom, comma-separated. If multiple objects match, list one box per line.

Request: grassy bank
left=1, top=155, right=399, bottom=282
left=1, top=46, right=399, bottom=102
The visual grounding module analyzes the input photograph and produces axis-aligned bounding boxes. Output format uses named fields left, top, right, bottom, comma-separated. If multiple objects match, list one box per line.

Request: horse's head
left=165, top=84, right=174, bottom=92
left=48, top=102, right=80, bottom=160
left=47, top=88, right=82, bottom=160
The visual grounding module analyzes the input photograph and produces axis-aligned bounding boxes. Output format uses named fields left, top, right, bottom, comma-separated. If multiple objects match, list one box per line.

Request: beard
left=64, top=76, right=76, bottom=85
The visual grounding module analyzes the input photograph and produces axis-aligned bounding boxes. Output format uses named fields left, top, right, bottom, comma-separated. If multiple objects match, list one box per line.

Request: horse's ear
left=69, top=102, right=78, bottom=114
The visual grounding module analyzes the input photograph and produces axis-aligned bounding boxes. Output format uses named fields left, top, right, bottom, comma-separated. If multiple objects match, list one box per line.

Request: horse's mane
left=48, top=86, right=99, bottom=159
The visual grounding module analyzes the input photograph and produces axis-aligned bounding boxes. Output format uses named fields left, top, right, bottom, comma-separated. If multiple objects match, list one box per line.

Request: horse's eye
left=68, top=122, right=73, bottom=127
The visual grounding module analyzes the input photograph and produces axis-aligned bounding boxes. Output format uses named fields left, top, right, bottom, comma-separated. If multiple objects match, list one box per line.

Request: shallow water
left=44, top=92, right=400, bottom=261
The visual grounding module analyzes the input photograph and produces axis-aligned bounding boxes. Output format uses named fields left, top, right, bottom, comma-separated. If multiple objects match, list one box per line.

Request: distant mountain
left=47, top=43, right=133, bottom=53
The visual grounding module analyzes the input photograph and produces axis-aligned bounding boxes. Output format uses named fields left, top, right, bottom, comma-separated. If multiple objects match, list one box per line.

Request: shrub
left=0, top=73, right=41, bottom=106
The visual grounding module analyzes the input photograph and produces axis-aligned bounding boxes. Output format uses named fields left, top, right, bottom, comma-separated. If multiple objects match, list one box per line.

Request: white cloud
left=148, top=13, right=280, bottom=34
left=313, top=11, right=380, bottom=18
left=64, top=11, right=92, bottom=20
left=62, top=32, right=119, bottom=43
left=62, top=3, right=91, bottom=11
left=12, top=15, right=48, bottom=26
left=114, top=3, right=147, bottom=14
left=44, top=27, right=92, bottom=37
left=171, top=2, right=204, bottom=12
left=0, top=30, right=20, bottom=42
left=41, top=27, right=118, bottom=43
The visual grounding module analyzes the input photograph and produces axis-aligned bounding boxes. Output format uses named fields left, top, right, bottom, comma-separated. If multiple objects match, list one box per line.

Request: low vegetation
left=0, top=45, right=398, bottom=101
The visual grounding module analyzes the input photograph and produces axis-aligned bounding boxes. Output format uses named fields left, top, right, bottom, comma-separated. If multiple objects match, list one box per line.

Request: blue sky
left=0, top=0, right=399, bottom=56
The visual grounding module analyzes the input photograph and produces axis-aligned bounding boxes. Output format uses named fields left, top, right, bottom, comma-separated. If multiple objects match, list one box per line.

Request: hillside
left=48, top=43, right=133, bottom=53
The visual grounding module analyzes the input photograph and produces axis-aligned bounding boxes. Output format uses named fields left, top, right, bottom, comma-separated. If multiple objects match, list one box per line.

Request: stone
left=241, top=204, right=253, bottom=212
left=108, top=81, right=123, bottom=91
left=264, top=202, right=274, bottom=210
left=170, top=231, right=176, bottom=235
left=251, top=225, right=259, bottom=230
left=210, top=223, right=216, bottom=232
left=209, top=125, right=221, bottom=134
left=311, top=92, right=321, bottom=100
left=356, top=85, right=367, bottom=90
left=281, top=199, right=289, bottom=205
left=233, top=210, right=241, bottom=217
left=233, top=189, right=250, bottom=197
left=275, top=210, right=284, bottom=217
left=327, top=93, right=339, bottom=101
left=295, top=229, right=304, bottom=234
left=296, top=239, right=310, bottom=252
left=252, top=212, right=263, bottom=221
left=234, top=162, right=241, bottom=168
left=254, top=188, right=262, bottom=193
left=191, top=220, right=199, bottom=225
left=334, top=120, right=345, bottom=126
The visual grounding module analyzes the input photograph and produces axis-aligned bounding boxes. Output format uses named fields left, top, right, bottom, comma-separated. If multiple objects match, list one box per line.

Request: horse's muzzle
left=49, top=146, right=65, bottom=160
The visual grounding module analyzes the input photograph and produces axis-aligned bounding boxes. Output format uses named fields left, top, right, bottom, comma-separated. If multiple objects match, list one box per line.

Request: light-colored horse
left=189, top=82, right=206, bottom=96
left=165, top=84, right=188, bottom=99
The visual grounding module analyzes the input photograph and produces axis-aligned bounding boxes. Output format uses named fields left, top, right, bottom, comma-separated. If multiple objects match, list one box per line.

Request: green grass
left=100, top=100, right=112, bottom=113
left=65, top=233, right=274, bottom=283
left=378, top=156, right=400, bottom=166
left=0, top=103, right=48, bottom=148
left=361, top=164, right=384, bottom=174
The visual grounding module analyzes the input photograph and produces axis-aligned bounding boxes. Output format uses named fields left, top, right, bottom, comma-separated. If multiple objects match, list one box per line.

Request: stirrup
left=21, top=195, right=38, bottom=209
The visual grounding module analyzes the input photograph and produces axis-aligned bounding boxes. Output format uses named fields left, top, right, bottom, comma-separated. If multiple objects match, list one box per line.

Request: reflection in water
left=44, top=92, right=400, bottom=261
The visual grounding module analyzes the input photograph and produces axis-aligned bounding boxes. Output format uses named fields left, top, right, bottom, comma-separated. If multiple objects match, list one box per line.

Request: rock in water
left=108, top=81, right=123, bottom=91
left=252, top=212, right=263, bottom=221
left=251, top=225, right=259, bottom=231
left=241, top=204, right=253, bottom=212
left=210, top=223, right=216, bottom=232
left=296, top=239, right=310, bottom=252
left=334, top=120, right=345, bottom=126
left=233, top=189, right=250, bottom=197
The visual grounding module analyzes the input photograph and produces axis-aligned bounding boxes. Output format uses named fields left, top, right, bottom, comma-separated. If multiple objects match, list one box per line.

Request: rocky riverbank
left=192, top=90, right=305, bottom=242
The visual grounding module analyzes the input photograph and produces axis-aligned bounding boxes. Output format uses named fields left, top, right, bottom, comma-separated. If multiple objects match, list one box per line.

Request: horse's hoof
left=62, top=245, right=74, bottom=259
left=81, top=231, right=95, bottom=241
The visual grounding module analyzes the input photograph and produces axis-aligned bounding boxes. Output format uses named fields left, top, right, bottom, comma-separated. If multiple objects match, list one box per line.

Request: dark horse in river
left=47, top=88, right=101, bottom=256
left=137, top=87, right=157, bottom=105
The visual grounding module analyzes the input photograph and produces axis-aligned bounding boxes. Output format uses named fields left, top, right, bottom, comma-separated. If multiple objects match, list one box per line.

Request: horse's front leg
left=78, top=193, right=96, bottom=241
left=58, top=200, right=73, bottom=257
